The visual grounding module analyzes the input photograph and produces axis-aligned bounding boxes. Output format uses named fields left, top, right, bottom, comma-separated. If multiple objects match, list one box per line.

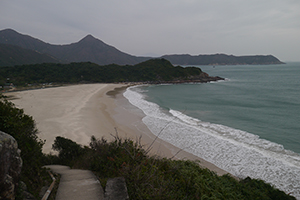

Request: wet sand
left=9, top=84, right=230, bottom=176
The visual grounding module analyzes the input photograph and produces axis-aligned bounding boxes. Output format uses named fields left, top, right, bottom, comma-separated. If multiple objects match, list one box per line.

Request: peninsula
left=0, top=58, right=224, bottom=89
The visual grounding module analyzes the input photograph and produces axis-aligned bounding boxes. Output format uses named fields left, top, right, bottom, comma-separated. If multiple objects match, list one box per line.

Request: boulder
left=104, top=177, right=129, bottom=200
left=0, top=131, right=23, bottom=200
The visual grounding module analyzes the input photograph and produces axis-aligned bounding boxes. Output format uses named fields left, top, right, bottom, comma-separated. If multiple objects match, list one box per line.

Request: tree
left=52, top=136, right=84, bottom=164
left=0, top=94, right=44, bottom=195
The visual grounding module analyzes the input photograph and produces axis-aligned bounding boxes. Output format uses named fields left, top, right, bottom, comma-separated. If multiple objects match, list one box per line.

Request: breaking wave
left=124, top=85, right=300, bottom=199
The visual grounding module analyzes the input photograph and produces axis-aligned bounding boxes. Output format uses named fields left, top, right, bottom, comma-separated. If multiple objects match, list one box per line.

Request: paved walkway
left=44, top=165, right=104, bottom=200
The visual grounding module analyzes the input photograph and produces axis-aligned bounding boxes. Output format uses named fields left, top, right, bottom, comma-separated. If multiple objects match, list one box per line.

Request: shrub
left=52, top=136, right=85, bottom=165
left=0, top=94, right=45, bottom=198
left=49, top=135, right=295, bottom=200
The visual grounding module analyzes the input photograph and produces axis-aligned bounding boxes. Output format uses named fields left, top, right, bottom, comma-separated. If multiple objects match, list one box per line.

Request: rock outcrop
left=0, top=131, right=23, bottom=200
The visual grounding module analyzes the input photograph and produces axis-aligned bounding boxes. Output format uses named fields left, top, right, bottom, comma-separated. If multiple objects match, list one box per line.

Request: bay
left=146, top=62, right=300, bottom=154
left=124, top=62, right=300, bottom=198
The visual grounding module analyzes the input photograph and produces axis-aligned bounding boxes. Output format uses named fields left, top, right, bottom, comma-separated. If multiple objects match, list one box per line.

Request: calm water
left=124, top=62, right=300, bottom=198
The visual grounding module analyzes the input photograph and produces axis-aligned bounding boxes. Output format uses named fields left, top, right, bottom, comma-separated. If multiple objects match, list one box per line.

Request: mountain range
left=0, top=29, right=284, bottom=67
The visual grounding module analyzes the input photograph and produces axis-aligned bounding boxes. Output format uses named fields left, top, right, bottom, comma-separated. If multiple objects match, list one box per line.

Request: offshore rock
left=0, top=131, right=23, bottom=200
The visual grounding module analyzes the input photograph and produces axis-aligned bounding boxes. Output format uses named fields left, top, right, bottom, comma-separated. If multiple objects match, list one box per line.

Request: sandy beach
left=9, top=84, right=229, bottom=176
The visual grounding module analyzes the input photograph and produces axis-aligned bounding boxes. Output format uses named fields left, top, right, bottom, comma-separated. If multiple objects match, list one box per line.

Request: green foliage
left=52, top=136, right=85, bottom=165
left=0, top=59, right=203, bottom=86
left=49, top=135, right=295, bottom=200
left=0, top=94, right=45, bottom=198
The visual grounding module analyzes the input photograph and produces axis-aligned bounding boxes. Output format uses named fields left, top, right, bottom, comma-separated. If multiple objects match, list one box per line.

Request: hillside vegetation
left=0, top=94, right=50, bottom=198
left=0, top=59, right=222, bottom=87
left=45, top=135, right=295, bottom=200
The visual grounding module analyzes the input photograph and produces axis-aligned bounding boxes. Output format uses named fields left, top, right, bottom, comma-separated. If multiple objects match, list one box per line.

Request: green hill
left=0, top=59, right=223, bottom=87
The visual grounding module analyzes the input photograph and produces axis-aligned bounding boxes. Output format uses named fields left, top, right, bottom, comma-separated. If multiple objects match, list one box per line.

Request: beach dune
left=9, top=84, right=229, bottom=176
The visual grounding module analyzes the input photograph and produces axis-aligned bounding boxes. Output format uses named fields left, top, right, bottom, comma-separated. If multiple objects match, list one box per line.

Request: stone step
left=104, top=177, right=129, bottom=200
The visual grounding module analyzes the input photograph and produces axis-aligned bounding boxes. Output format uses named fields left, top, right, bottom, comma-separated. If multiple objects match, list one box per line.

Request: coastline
left=111, top=85, right=231, bottom=176
left=9, top=83, right=230, bottom=176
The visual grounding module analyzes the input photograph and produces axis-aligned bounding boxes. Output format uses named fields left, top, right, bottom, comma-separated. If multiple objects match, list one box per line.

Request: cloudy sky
left=1, top=0, right=300, bottom=61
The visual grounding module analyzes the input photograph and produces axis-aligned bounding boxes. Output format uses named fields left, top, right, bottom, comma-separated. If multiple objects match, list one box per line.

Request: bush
left=0, top=94, right=45, bottom=198
left=49, top=135, right=295, bottom=200
left=52, top=136, right=85, bottom=165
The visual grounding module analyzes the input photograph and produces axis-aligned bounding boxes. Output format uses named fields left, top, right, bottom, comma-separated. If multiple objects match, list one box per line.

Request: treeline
left=0, top=59, right=204, bottom=86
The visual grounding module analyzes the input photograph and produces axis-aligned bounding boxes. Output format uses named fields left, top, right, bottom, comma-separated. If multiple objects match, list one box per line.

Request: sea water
left=123, top=62, right=300, bottom=199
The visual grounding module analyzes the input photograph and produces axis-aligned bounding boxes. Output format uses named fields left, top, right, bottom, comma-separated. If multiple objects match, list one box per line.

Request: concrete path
left=44, top=165, right=104, bottom=200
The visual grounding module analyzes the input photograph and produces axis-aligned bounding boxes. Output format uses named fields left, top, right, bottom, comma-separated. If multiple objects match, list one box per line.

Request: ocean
left=123, top=62, right=300, bottom=199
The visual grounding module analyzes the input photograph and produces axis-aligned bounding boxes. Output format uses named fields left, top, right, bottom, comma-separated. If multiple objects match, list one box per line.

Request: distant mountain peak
left=87, top=34, right=95, bottom=38
left=79, top=34, right=99, bottom=43
left=83, top=34, right=96, bottom=40
left=2, top=28, right=17, bottom=33
left=0, top=29, right=22, bottom=38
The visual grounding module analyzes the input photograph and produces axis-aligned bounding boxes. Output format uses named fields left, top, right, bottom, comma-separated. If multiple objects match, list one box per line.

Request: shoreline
left=111, top=85, right=232, bottom=176
left=9, top=83, right=231, bottom=176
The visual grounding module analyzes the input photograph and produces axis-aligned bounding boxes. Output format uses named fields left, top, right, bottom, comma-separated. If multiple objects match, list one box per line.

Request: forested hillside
left=0, top=59, right=223, bottom=87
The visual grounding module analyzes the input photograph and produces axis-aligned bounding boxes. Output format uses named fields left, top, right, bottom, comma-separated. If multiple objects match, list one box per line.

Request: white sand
left=9, top=84, right=230, bottom=176
left=10, top=84, right=118, bottom=153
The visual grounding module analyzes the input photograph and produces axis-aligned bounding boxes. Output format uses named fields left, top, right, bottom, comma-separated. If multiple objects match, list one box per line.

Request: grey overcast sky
left=1, top=0, right=300, bottom=61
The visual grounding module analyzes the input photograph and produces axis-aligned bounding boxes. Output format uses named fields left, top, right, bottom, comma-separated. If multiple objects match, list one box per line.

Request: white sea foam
left=209, top=78, right=230, bottom=83
left=123, top=86, right=300, bottom=199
